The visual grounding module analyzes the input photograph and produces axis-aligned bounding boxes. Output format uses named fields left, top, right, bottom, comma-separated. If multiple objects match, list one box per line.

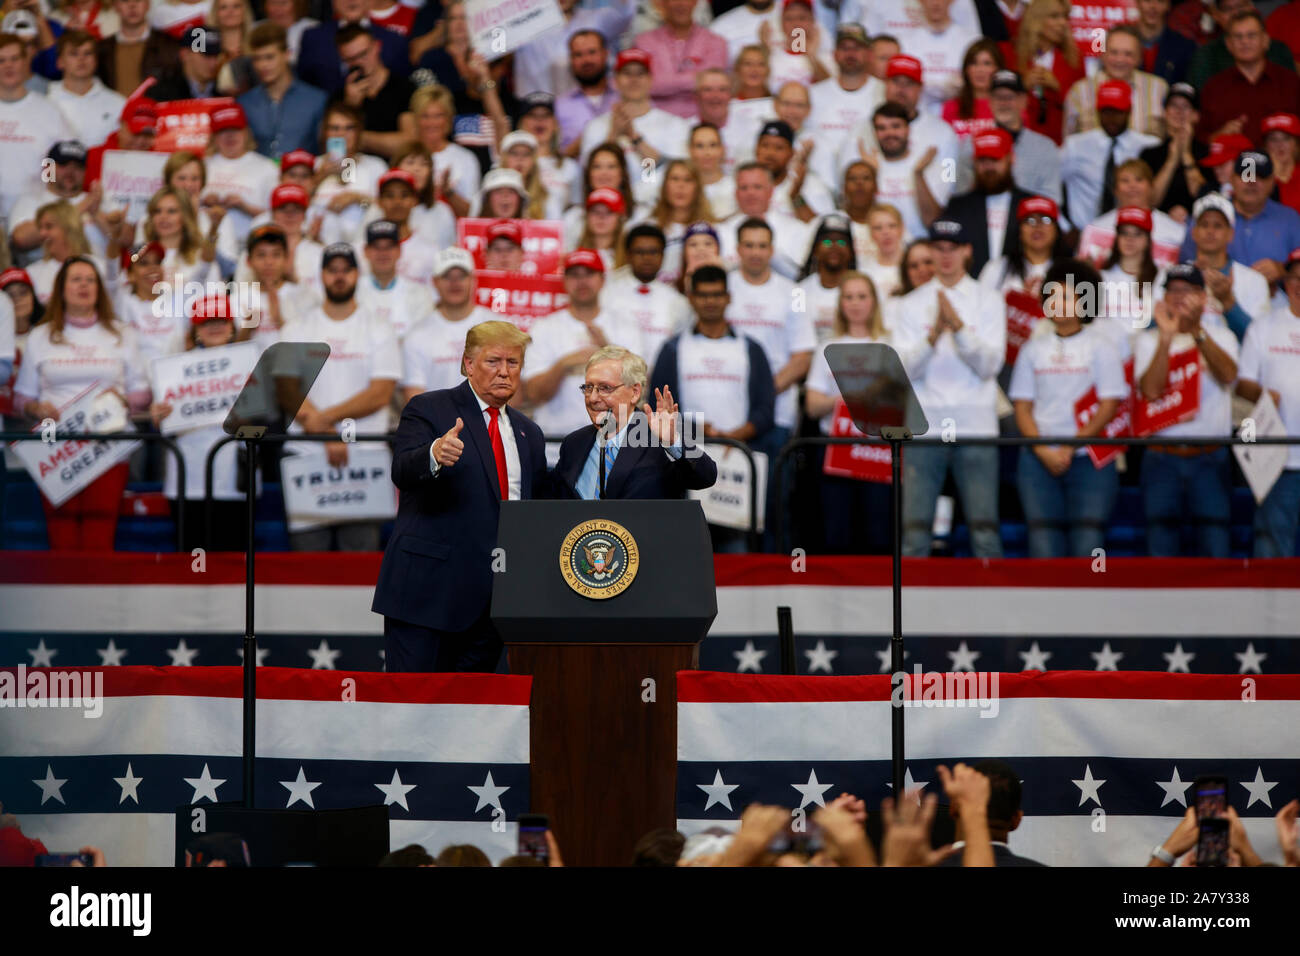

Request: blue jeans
left=902, top=444, right=1002, bottom=558
left=1141, top=448, right=1231, bottom=557
left=1017, top=449, right=1118, bottom=558
left=1254, top=469, right=1300, bottom=558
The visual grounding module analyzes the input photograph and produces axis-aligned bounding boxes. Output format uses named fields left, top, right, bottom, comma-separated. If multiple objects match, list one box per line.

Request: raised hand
left=433, top=417, right=465, bottom=468
left=914, top=145, right=938, bottom=174
left=642, top=385, right=680, bottom=446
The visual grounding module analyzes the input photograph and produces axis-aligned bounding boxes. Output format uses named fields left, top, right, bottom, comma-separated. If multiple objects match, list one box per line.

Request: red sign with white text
left=1132, top=348, right=1200, bottom=436
left=472, top=271, right=568, bottom=333
left=822, top=399, right=892, bottom=483
left=152, top=98, right=235, bottom=154
left=458, top=219, right=565, bottom=276
left=1073, top=358, right=1134, bottom=468
left=1005, top=289, right=1044, bottom=367
left=1070, top=2, right=1137, bottom=58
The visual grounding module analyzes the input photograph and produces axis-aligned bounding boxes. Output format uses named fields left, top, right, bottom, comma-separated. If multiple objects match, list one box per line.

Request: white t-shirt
left=1098, top=263, right=1167, bottom=360
left=836, top=110, right=961, bottom=187
left=580, top=106, right=691, bottom=208
left=721, top=99, right=772, bottom=173
left=1132, top=323, right=1240, bottom=437
left=525, top=308, right=644, bottom=437
left=805, top=77, right=885, bottom=188
left=204, top=151, right=280, bottom=247
left=277, top=304, right=402, bottom=443
left=1078, top=208, right=1186, bottom=268
left=674, top=327, right=757, bottom=434
left=806, top=332, right=890, bottom=433
left=242, top=280, right=319, bottom=340
left=795, top=273, right=842, bottom=344
left=47, top=79, right=125, bottom=148
left=432, top=142, right=482, bottom=203
left=312, top=153, right=389, bottom=248
left=0, top=91, right=73, bottom=220
left=726, top=270, right=816, bottom=428
left=893, top=21, right=982, bottom=115
left=14, top=320, right=148, bottom=410
left=1239, top=307, right=1300, bottom=469
left=718, top=210, right=813, bottom=280
left=710, top=3, right=781, bottom=64
left=873, top=150, right=954, bottom=241
left=893, top=275, right=1007, bottom=436
left=863, top=0, right=981, bottom=36
left=401, top=306, right=496, bottom=393
left=703, top=176, right=738, bottom=220
left=768, top=50, right=820, bottom=93
left=1009, top=325, right=1129, bottom=455
left=116, top=290, right=186, bottom=370
left=537, top=154, right=581, bottom=213
left=600, top=270, right=692, bottom=370
left=28, top=255, right=110, bottom=306
left=355, top=274, right=435, bottom=342
left=985, top=192, right=1012, bottom=264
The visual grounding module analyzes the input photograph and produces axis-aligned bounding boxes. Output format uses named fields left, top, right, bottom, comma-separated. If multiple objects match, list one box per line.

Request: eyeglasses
left=1021, top=215, right=1055, bottom=226
left=820, top=237, right=849, bottom=247
left=578, top=383, right=624, bottom=396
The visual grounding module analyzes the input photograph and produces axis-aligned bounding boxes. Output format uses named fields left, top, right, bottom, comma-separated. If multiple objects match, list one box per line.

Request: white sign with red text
left=690, top=443, right=768, bottom=532
left=151, top=342, right=259, bottom=435
left=280, top=444, right=397, bottom=531
left=11, top=387, right=139, bottom=507
left=99, top=150, right=169, bottom=222
left=465, top=0, right=565, bottom=61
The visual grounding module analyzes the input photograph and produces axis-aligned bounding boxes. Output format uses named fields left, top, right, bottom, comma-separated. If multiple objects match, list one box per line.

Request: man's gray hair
left=586, top=345, right=647, bottom=394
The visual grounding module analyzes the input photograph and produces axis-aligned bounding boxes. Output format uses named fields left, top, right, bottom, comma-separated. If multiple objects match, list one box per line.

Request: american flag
left=0, top=666, right=531, bottom=865
left=676, top=670, right=1300, bottom=866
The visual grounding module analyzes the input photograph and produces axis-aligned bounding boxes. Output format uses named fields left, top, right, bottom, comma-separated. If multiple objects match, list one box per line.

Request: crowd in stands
left=5, top=765, right=1298, bottom=866
left=3, top=0, right=1300, bottom=558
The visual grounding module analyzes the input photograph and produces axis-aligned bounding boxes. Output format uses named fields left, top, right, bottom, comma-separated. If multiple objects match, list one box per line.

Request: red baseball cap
left=1096, top=80, right=1132, bottom=113
left=1286, top=247, right=1300, bottom=269
left=1116, top=206, right=1153, bottom=233
left=782, top=0, right=813, bottom=7
left=271, top=183, right=310, bottom=209
left=0, top=266, right=33, bottom=289
left=615, top=48, right=652, bottom=73
left=486, top=219, right=523, bottom=245
left=973, top=127, right=1013, bottom=160
left=280, top=149, right=316, bottom=172
left=586, top=187, right=626, bottom=215
left=378, top=169, right=417, bottom=193
left=122, top=98, right=158, bottom=134
left=564, top=248, right=605, bottom=273
left=189, top=294, right=234, bottom=324
left=1262, top=113, right=1300, bottom=139
left=211, top=104, right=247, bottom=132
left=1200, top=133, right=1254, bottom=167
left=886, top=55, right=923, bottom=84
left=1017, top=196, right=1058, bottom=221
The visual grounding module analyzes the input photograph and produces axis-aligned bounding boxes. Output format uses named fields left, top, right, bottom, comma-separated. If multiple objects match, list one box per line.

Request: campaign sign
left=1132, top=348, right=1200, bottom=436
left=823, top=399, right=892, bottom=483
left=100, top=150, right=170, bottom=221
left=457, top=219, right=565, bottom=275
left=690, top=444, right=768, bottom=532
left=1071, top=357, right=1135, bottom=469
left=472, top=271, right=568, bottom=332
left=1005, top=289, right=1043, bottom=367
left=151, top=342, right=259, bottom=436
left=153, top=98, right=234, bottom=153
left=11, top=388, right=139, bottom=507
left=465, top=0, right=565, bottom=61
left=280, top=444, right=398, bottom=532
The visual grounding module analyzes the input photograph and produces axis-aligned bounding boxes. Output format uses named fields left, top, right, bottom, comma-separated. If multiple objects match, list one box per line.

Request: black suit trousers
left=384, top=610, right=503, bottom=673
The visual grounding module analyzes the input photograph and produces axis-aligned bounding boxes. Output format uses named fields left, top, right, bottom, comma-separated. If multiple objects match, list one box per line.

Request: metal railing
left=2, top=431, right=188, bottom=551
left=772, top=433, right=1300, bottom=553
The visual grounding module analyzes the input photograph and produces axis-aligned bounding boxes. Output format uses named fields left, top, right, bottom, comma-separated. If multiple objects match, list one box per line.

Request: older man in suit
left=553, top=345, right=716, bottom=499
left=372, top=321, right=549, bottom=673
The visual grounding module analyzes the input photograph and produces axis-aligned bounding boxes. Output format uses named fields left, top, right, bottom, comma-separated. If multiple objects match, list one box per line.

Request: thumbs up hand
left=432, top=417, right=465, bottom=468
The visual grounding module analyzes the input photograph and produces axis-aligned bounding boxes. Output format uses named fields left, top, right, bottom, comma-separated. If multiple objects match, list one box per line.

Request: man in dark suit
left=941, top=127, right=1037, bottom=277
left=372, top=320, right=548, bottom=673
left=553, top=346, right=716, bottom=500
left=936, top=759, right=1047, bottom=866
left=296, top=0, right=410, bottom=96
left=149, top=27, right=223, bottom=102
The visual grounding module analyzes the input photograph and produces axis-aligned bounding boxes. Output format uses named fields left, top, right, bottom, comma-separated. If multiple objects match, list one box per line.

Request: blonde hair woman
left=27, top=202, right=101, bottom=304
left=1012, top=0, right=1084, bottom=144
left=803, top=270, right=892, bottom=553
left=407, top=83, right=481, bottom=218
left=138, top=186, right=219, bottom=286
left=647, top=159, right=715, bottom=284
left=209, top=0, right=257, bottom=95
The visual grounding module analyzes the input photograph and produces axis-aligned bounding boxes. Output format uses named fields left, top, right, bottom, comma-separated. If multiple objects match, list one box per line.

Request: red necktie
left=487, top=406, right=509, bottom=500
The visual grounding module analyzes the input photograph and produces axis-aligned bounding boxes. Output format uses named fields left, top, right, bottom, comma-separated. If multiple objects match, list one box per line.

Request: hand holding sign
left=433, top=418, right=465, bottom=467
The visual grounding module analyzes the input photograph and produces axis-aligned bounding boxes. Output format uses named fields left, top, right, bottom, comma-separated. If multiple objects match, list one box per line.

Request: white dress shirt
left=429, top=386, right=522, bottom=500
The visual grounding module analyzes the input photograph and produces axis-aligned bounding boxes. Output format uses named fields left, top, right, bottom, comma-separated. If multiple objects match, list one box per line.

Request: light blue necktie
left=599, top=440, right=618, bottom=498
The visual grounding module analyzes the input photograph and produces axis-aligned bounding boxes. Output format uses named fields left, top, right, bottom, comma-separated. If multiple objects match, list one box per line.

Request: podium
left=492, top=499, right=716, bottom=866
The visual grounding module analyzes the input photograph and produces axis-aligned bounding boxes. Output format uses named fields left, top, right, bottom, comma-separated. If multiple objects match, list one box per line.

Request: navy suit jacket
left=371, top=380, right=548, bottom=632
left=1151, top=27, right=1197, bottom=86
left=552, top=411, right=717, bottom=500
left=296, top=21, right=410, bottom=95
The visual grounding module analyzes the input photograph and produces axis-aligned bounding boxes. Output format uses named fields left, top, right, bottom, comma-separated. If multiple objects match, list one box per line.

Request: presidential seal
left=559, top=519, right=640, bottom=600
